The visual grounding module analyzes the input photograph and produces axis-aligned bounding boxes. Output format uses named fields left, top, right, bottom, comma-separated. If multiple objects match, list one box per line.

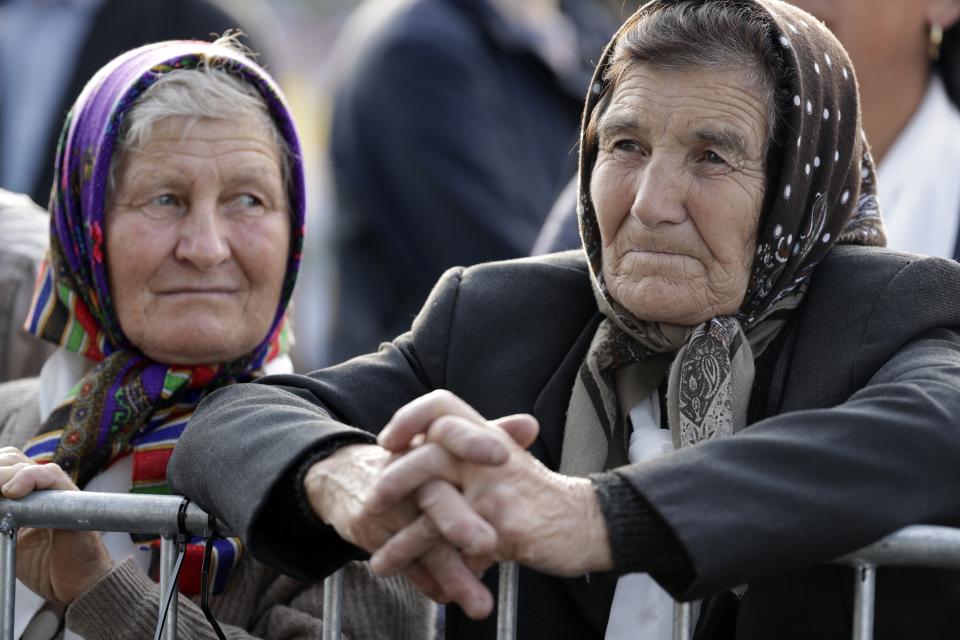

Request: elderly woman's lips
left=157, top=289, right=238, bottom=296
left=627, top=249, right=693, bottom=261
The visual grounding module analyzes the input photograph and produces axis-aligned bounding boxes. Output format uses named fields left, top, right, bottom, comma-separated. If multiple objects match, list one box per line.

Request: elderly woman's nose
left=173, top=202, right=231, bottom=269
left=629, top=158, right=687, bottom=227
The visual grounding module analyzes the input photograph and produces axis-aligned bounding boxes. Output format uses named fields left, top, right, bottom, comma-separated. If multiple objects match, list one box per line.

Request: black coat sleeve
left=169, top=267, right=464, bottom=580
left=618, top=255, right=960, bottom=600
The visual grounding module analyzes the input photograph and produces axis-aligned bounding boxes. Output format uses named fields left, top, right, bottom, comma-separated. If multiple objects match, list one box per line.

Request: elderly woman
left=0, top=40, right=432, bottom=638
left=172, top=1, right=960, bottom=638
left=540, top=0, right=960, bottom=259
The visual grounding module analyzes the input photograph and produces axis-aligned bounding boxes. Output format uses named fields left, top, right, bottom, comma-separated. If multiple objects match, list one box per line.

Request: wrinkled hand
left=303, top=424, right=527, bottom=619
left=0, top=447, right=113, bottom=604
left=368, top=391, right=613, bottom=615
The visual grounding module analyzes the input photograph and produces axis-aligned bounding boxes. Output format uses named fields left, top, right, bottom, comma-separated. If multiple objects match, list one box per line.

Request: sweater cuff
left=590, top=471, right=693, bottom=577
left=66, top=557, right=158, bottom=638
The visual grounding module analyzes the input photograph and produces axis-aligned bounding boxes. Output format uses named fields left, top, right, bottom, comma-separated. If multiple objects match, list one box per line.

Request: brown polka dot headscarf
left=579, top=0, right=885, bottom=334
left=560, top=0, right=886, bottom=476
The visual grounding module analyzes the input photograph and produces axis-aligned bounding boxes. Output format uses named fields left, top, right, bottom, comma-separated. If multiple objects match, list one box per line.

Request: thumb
left=491, top=414, right=539, bottom=449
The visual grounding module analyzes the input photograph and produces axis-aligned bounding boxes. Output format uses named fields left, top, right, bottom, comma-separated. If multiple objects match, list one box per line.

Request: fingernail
left=369, top=552, right=385, bottom=575
left=486, top=442, right=507, bottom=464
left=467, top=527, right=494, bottom=556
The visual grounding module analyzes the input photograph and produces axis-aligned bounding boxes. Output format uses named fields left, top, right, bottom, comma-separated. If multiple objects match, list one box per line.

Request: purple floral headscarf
left=22, top=40, right=306, bottom=594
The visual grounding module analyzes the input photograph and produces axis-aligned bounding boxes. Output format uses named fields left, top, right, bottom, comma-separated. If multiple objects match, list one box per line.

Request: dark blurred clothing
left=0, top=189, right=52, bottom=382
left=0, top=0, right=269, bottom=207
left=531, top=174, right=581, bottom=255
left=327, top=0, right=615, bottom=362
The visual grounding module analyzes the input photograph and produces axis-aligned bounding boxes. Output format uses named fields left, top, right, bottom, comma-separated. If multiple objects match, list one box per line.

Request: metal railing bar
left=672, top=601, right=692, bottom=640
left=496, top=561, right=519, bottom=640
left=837, top=525, right=960, bottom=569
left=159, top=536, right=179, bottom=640
left=3, top=492, right=960, bottom=640
left=321, top=570, right=344, bottom=640
left=0, top=493, right=233, bottom=538
left=0, top=524, right=14, bottom=640
left=850, top=563, right=876, bottom=640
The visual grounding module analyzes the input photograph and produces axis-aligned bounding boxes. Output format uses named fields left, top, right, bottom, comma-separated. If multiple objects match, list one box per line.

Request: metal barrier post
left=672, top=602, right=692, bottom=640
left=496, top=561, right=519, bottom=640
left=159, top=535, right=179, bottom=639
left=0, top=523, right=14, bottom=640
left=322, top=569, right=344, bottom=640
left=851, top=563, right=876, bottom=640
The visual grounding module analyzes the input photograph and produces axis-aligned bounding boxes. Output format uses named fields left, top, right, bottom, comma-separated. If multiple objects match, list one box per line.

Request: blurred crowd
left=1, top=0, right=960, bottom=638
left=4, top=0, right=959, bottom=383
left=0, top=0, right=649, bottom=380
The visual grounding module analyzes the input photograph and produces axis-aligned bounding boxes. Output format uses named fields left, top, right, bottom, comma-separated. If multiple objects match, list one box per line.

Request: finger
left=379, top=390, right=487, bottom=451
left=491, top=414, right=540, bottom=449
left=370, top=515, right=439, bottom=577
left=366, top=444, right=461, bottom=514
left=400, top=561, right=447, bottom=603
left=0, top=449, right=32, bottom=467
left=419, top=543, right=494, bottom=619
left=2, top=463, right=76, bottom=498
left=424, top=415, right=509, bottom=465
left=372, top=482, right=496, bottom=576
left=417, top=481, right=495, bottom=556
left=464, top=554, right=496, bottom=578
left=0, top=462, right=32, bottom=489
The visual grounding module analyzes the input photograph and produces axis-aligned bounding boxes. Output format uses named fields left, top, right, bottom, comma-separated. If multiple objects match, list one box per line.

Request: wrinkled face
left=591, top=64, right=768, bottom=325
left=106, top=116, right=290, bottom=365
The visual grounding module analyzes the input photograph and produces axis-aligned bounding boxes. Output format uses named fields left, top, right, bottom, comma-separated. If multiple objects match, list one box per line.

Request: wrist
left=303, top=444, right=387, bottom=537
left=571, top=478, right=614, bottom=573
left=520, top=472, right=614, bottom=576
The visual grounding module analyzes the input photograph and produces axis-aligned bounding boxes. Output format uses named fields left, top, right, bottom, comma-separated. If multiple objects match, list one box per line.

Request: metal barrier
left=669, top=524, right=960, bottom=640
left=0, top=492, right=351, bottom=640
left=2, top=491, right=960, bottom=639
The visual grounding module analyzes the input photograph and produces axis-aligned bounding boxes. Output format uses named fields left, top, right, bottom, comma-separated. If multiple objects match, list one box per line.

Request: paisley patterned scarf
left=561, top=0, right=885, bottom=476
left=21, top=41, right=306, bottom=594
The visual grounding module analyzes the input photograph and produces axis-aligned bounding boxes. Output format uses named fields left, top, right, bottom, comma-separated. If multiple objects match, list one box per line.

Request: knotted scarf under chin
left=562, top=0, right=889, bottom=475
left=559, top=312, right=785, bottom=477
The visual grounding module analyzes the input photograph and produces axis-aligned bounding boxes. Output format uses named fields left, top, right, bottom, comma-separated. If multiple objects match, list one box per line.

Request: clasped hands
left=303, top=390, right=613, bottom=619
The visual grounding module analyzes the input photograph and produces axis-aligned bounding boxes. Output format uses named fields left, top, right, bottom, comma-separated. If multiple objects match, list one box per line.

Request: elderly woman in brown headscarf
left=171, top=1, right=960, bottom=638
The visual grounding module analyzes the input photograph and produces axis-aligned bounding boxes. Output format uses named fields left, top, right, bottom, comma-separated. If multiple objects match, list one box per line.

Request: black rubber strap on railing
left=154, top=497, right=190, bottom=640
left=201, top=514, right=227, bottom=640
left=177, top=496, right=190, bottom=539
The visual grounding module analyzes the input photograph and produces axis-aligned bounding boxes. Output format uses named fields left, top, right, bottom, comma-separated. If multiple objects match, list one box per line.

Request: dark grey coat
left=171, top=247, right=960, bottom=640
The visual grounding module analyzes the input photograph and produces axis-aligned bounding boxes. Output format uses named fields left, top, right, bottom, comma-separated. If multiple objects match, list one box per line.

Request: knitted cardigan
left=0, top=378, right=435, bottom=639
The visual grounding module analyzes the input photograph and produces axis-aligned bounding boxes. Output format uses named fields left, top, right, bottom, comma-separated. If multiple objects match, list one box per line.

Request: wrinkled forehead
left=597, top=63, right=772, bottom=159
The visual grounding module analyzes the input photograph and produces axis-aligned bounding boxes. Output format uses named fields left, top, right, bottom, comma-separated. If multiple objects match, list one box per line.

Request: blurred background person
left=787, top=0, right=960, bottom=257
left=0, top=0, right=279, bottom=208
left=0, top=189, right=54, bottom=382
left=323, top=0, right=624, bottom=361
left=534, top=0, right=960, bottom=259
left=0, top=38, right=432, bottom=639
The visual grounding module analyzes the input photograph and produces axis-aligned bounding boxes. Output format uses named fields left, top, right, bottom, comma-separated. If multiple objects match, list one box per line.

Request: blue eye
left=613, top=139, right=642, bottom=153
left=703, top=150, right=727, bottom=164
left=236, top=194, right=263, bottom=207
left=152, top=194, right=179, bottom=207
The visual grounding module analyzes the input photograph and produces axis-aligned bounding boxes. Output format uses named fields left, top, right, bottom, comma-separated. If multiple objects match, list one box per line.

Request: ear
left=929, top=0, right=960, bottom=31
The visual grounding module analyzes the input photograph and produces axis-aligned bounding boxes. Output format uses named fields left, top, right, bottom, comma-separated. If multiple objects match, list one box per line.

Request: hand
left=370, top=392, right=613, bottom=591
left=0, top=447, right=113, bottom=604
left=303, top=440, right=504, bottom=618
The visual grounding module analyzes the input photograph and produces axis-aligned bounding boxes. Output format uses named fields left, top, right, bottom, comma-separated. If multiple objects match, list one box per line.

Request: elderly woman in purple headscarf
left=0, top=39, right=432, bottom=639
left=171, top=2, right=960, bottom=639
